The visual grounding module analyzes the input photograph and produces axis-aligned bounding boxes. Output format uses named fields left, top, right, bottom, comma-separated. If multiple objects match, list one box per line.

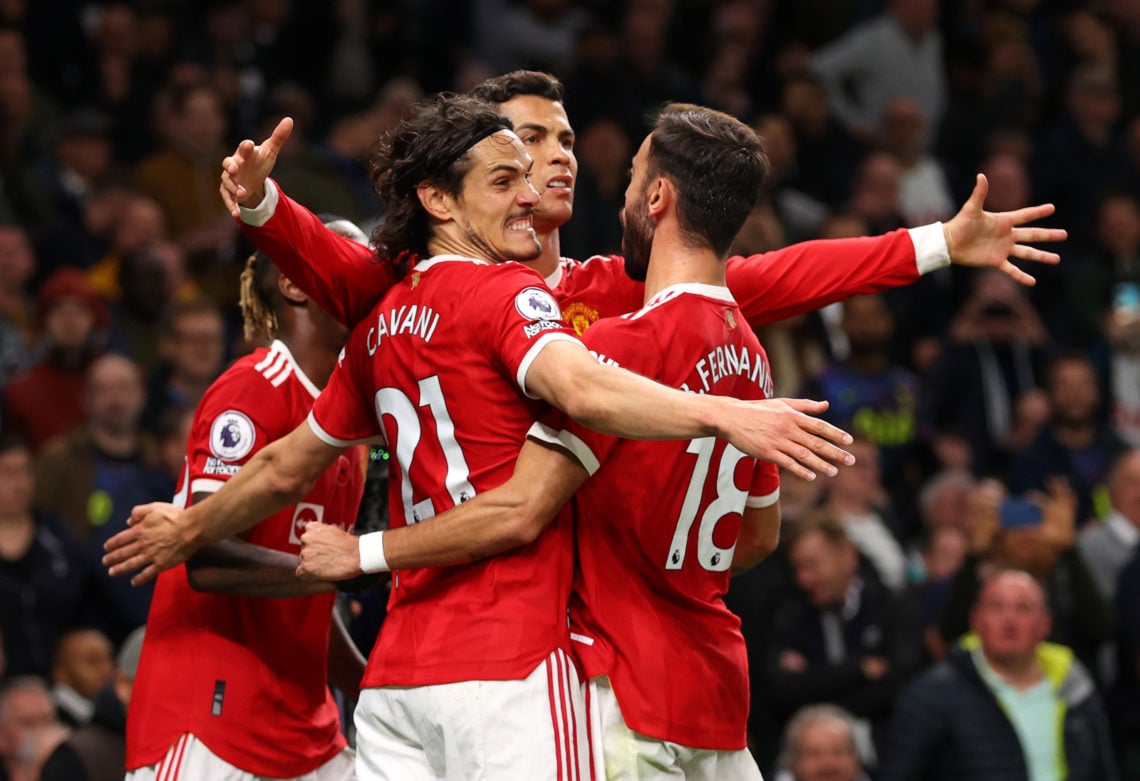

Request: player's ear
left=417, top=182, right=453, bottom=221
left=278, top=275, right=308, bottom=305
left=646, top=177, right=670, bottom=219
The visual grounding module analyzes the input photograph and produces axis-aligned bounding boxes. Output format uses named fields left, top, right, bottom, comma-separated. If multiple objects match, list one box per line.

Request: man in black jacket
left=878, top=569, right=1117, bottom=781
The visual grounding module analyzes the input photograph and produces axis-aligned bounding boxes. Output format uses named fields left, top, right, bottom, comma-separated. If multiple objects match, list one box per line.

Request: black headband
left=432, top=123, right=513, bottom=179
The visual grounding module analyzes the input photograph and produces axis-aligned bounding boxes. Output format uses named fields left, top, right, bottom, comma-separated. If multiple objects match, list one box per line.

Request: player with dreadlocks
left=124, top=218, right=372, bottom=781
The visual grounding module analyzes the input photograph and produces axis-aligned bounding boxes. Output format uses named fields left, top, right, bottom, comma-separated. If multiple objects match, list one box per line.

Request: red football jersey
left=127, top=340, right=368, bottom=777
left=308, top=255, right=581, bottom=688
left=240, top=181, right=921, bottom=332
left=530, top=284, right=779, bottom=751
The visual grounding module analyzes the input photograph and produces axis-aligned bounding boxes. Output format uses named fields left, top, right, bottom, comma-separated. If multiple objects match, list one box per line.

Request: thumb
left=263, top=116, right=294, bottom=157
left=966, top=172, right=988, bottom=212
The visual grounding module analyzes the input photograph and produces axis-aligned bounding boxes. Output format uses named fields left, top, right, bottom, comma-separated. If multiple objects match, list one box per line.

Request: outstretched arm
left=220, top=118, right=389, bottom=326
left=525, top=340, right=854, bottom=481
left=728, top=174, right=1066, bottom=325
left=185, top=537, right=335, bottom=598
left=104, top=423, right=347, bottom=585
left=297, top=438, right=586, bottom=580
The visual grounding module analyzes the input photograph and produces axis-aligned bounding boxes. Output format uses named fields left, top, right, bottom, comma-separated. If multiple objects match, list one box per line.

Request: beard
left=620, top=192, right=654, bottom=282
left=463, top=218, right=541, bottom=265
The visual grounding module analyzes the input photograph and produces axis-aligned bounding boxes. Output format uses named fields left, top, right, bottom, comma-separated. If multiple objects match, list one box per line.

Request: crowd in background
left=1, top=0, right=1140, bottom=778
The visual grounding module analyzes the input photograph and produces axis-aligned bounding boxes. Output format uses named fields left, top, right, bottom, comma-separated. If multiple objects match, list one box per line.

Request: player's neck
left=643, top=240, right=725, bottom=301
left=523, top=227, right=561, bottom=278
left=279, top=318, right=339, bottom=389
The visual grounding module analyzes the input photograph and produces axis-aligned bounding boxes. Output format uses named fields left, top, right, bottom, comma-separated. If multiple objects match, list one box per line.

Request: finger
left=1002, top=202, right=1055, bottom=225
left=802, top=437, right=856, bottom=467
left=965, top=173, right=987, bottom=212
left=103, top=540, right=144, bottom=568
left=998, top=260, right=1037, bottom=287
left=1011, top=226, right=1067, bottom=244
left=104, top=527, right=140, bottom=551
left=108, top=551, right=150, bottom=578
left=1009, top=245, right=1061, bottom=265
left=799, top=415, right=853, bottom=446
left=219, top=182, right=240, bottom=218
left=263, top=117, right=294, bottom=157
left=780, top=398, right=829, bottom=414
left=778, top=452, right=817, bottom=482
left=131, top=564, right=161, bottom=587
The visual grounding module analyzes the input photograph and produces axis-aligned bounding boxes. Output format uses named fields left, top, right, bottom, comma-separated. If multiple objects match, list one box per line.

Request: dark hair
left=367, top=93, right=513, bottom=278
left=469, top=70, right=565, bottom=105
left=0, top=431, right=30, bottom=459
left=646, top=103, right=770, bottom=259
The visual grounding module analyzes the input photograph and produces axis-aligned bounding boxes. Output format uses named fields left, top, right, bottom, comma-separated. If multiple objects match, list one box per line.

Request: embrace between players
left=103, top=71, right=1064, bottom=781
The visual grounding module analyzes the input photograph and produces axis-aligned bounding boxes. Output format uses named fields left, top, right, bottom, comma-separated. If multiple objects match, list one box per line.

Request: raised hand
left=942, top=173, right=1067, bottom=286
left=726, top=398, right=855, bottom=481
left=297, top=522, right=364, bottom=581
left=219, top=116, right=294, bottom=217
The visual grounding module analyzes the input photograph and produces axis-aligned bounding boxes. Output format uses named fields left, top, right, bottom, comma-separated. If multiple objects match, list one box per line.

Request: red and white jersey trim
left=253, top=339, right=321, bottom=397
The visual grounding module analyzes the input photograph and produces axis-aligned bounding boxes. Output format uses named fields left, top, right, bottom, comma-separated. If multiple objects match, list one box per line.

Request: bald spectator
left=0, top=677, right=67, bottom=781
left=34, top=353, right=167, bottom=645
left=880, top=97, right=954, bottom=227
left=879, top=570, right=1117, bottom=781
left=776, top=704, right=870, bottom=781
left=49, top=628, right=114, bottom=728
left=3, top=267, right=108, bottom=450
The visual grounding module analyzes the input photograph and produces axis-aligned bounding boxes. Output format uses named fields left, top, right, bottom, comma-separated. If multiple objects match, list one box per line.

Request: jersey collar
left=645, top=282, right=736, bottom=309
left=270, top=339, right=322, bottom=399
left=413, top=254, right=491, bottom=272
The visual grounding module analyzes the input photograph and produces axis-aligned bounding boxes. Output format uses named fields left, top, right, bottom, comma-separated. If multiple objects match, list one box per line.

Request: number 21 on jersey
left=375, top=375, right=477, bottom=525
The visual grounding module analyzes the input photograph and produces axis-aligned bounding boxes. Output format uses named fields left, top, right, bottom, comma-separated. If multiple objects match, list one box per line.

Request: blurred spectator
left=920, top=270, right=1049, bottom=477
left=1069, top=192, right=1140, bottom=354
left=559, top=117, right=628, bottom=261
left=33, top=353, right=166, bottom=645
left=775, top=704, right=870, bottom=781
left=85, top=193, right=168, bottom=302
left=153, top=403, right=193, bottom=499
left=765, top=512, right=923, bottom=771
left=846, top=152, right=906, bottom=236
left=107, top=244, right=177, bottom=371
left=141, top=298, right=226, bottom=432
left=1010, top=351, right=1126, bottom=524
left=0, top=677, right=68, bottom=781
left=1079, top=449, right=1140, bottom=601
left=879, top=569, right=1118, bottom=781
left=0, top=224, right=35, bottom=387
left=49, top=628, right=113, bottom=728
left=753, top=113, right=829, bottom=244
left=939, top=478, right=1116, bottom=679
left=2, top=268, right=108, bottom=451
left=879, top=97, right=954, bottom=227
left=802, top=294, right=923, bottom=518
left=1032, top=64, right=1128, bottom=251
left=133, top=78, right=236, bottom=280
left=810, top=0, right=946, bottom=145
left=779, top=72, right=864, bottom=209
left=40, top=626, right=142, bottom=781
left=0, top=434, right=94, bottom=679
left=820, top=438, right=909, bottom=593
left=473, top=0, right=592, bottom=76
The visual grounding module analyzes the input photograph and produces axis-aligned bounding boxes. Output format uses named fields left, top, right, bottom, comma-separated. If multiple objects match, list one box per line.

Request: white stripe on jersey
left=628, top=282, right=737, bottom=322
left=260, top=350, right=289, bottom=385
left=746, top=487, right=781, bottom=508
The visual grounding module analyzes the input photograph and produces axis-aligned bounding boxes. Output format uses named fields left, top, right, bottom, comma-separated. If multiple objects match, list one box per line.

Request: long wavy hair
left=367, top=93, right=512, bottom=280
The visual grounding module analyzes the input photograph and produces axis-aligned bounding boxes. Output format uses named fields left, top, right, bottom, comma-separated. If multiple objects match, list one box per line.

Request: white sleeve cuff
left=238, top=179, right=280, bottom=226
left=358, top=531, right=390, bottom=573
left=527, top=422, right=601, bottom=475
left=909, top=222, right=950, bottom=276
left=746, top=487, right=780, bottom=509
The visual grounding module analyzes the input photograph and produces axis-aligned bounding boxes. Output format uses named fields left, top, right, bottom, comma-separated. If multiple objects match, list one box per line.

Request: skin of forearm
left=732, top=506, right=781, bottom=573
left=186, top=538, right=335, bottom=598
left=532, top=344, right=730, bottom=442
left=183, top=434, right=320, bottom=550
left=384, top=440, right=585, bottom=569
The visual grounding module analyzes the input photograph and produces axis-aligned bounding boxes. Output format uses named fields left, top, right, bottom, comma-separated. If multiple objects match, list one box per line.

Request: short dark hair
left=645, top=103, right=770, bottom=259
left=469, top=70, right=565, bottom=106
left=783, top=510, right=851, bottom=552
left=367, top=93, right=512, bottom=278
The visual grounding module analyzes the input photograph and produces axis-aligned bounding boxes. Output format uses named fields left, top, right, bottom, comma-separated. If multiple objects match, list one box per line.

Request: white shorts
left=125, top=733, right=356, bottom=781
left=585, top=677, right=763, bottom=781
left=354, top=648, right=586, bottom=780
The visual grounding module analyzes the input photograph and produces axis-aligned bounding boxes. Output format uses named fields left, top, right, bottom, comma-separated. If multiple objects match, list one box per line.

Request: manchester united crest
left=562, top=301, right=600, bottom=336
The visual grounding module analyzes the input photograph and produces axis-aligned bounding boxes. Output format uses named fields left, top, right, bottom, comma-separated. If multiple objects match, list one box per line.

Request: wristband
left=358, top=531, right=390, bottom=573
